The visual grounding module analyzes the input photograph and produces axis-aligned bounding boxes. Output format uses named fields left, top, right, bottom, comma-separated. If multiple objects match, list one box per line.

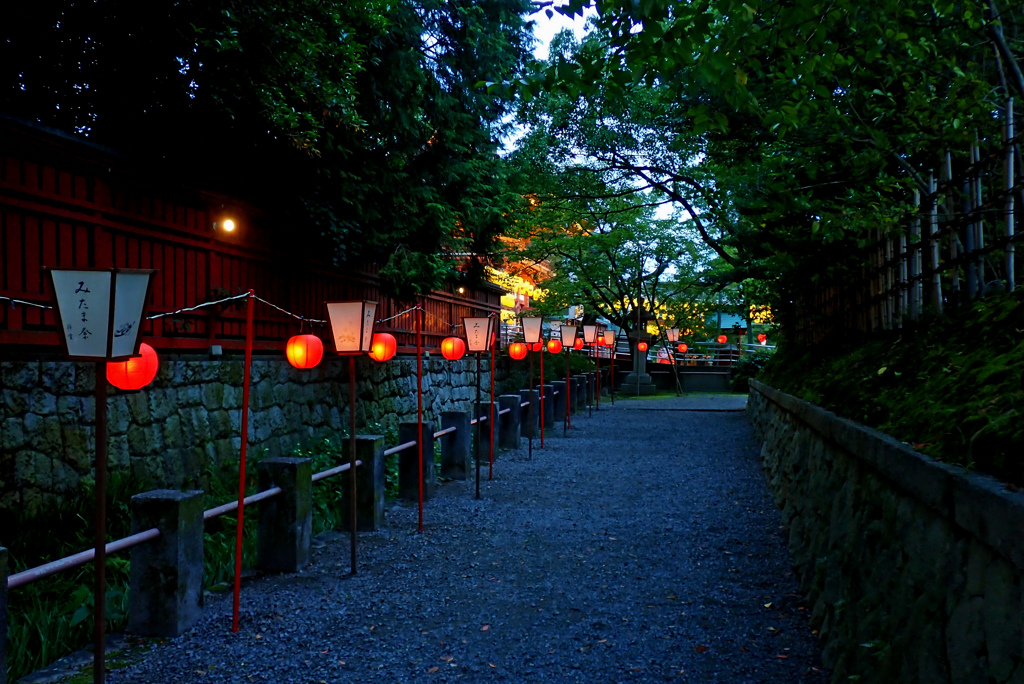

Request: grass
left=759, top=288, right=1024, bottom=485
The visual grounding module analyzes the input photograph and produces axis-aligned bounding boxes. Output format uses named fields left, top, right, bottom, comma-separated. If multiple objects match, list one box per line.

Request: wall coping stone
left=750, top=378, right=1024, bottom=574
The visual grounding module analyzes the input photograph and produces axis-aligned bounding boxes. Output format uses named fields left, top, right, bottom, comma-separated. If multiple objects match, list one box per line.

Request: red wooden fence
left=0, top=117, right=500, bottom=354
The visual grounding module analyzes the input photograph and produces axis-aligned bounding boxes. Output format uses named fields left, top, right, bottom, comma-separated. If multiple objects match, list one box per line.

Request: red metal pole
left=416, top=305, right=424, bottom=532
left=539, top=347, right=545, bottom=448
left=232, top=289, right=254, bottom=633
left=489, top=324, right=495, bottom=480
left=564, top=350, right=570, bottom=436
left=596, top=347, right=601, bottom=410
left=93, top=361, right=107, bottom=684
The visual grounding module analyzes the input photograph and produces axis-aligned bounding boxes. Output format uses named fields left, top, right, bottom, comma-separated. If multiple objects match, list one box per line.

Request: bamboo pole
left=929, top=171, right=943, bottom=314
left=973, top=137, right=986, bottom=295
left=1007, top=97, right=1016, bottom=291
left=945, top=150, right=960, bottom=303
left=910, top=189, right=922, bottom=320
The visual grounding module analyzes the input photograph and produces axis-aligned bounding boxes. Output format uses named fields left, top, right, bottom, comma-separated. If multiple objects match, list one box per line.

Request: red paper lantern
left=758, top=333, right=768, bottom=344
left=528, top=341, right=544, bottom=352
left=677, top=343, right=688, bottom=354
left=637, top=341, right=648, bottom=352
left=285, top=334, right=324, bottom=369
left=368, top=332, right=397, bottom=362
left=441, top=336, right=466, bottom=360
left=509, top=342, right=528, bottom=360
left=573, top=337, right=584, bottom=350
left=106, top=342, right=159, bottom=390
left=717, top=334, right=728, bottom=344
left=547, top=339, right=563, bottom=354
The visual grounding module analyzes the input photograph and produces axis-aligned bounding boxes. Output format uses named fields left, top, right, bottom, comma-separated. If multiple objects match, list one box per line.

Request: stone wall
left=748, top=379, right=1024, bottom=683
left=0, top=354, right=498, bottom=515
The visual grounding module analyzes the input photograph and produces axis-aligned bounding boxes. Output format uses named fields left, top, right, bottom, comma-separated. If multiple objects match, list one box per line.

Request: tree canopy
left=2, top=0, right=535, bottom=295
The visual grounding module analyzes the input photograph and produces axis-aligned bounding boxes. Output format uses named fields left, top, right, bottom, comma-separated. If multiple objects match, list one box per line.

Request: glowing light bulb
left=222, top=219, right=236, bottom=232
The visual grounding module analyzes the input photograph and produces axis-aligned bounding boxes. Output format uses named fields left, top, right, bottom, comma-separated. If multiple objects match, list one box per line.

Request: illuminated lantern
left=285, top=334, right=324, bottom=369
left=509, top=342, right=528, bottom=360
left=677, top=343, right=688, bottom=354
left=368, top=332, right=397, bottom=362
left=547, top=339, right=563, bottom=354
left=758, top=333, right=768, bottom=344
left=637, top=341, right=649, bottom=352
left=717, top=334, right=728, bottom=344
left=573, top=337, right=584, bottom=350
left=528, top=341, right=544, bottom=352
left=441, top=336, right=466, bottom=361
left=106, top=342, right=159, bottom=390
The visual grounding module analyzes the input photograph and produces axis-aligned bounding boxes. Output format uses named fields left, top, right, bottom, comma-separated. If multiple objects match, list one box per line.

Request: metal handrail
left=433, top=426, right=457, bottom=438
left=6, top=528, right=161, bottom=590
left=498, top=408, right=510, bottom=416
left=383, top=441, right=417, bottom=457
left=203, top=487, right=283, bottom=521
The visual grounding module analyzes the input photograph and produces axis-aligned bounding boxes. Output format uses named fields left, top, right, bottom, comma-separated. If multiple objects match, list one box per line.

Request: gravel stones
left=107, top=395, right=826, bottom=683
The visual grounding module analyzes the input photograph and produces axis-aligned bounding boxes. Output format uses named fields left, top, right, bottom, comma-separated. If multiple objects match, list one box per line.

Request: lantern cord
left=1, top=296, right=53, bottom=310
left=375, top=305, right=421, bottom=325
left=250, top=294, right=326, bottom=325
left=146, top=292, right=252, bottom=320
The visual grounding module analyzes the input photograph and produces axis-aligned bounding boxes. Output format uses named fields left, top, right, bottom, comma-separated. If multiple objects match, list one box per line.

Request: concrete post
left=578, top=375, right=589, bottom=411
left=341, top=435, right=386, bottom=531
left=586, top=372, right=595, bottom=404
left=498, top=395, right=521, bottom=450
left=541, top=384, right=554, bottom=432
left=552, top=380, right=567, bottom=422
left=440, top=411, right=471, bottom=479
left=484, top=402, right=499, bottom=458
left=129, top=490, right=204, bottom=636
left=399, top=421, right=436, bottom=502
left=257, top=457, right=312, bottom=573
left=568, top=376, right=580, bottom=415
left=520, top=389, right=539, bottom=439
left=1, top=546, right=7, bottom=684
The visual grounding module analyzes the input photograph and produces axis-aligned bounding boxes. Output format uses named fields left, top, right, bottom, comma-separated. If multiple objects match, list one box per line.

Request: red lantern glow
left=509, top=342, right=528, bottom=360
left=717, top=334, right=728, bottom=344
left=106, top=342, right=159, bottom=390
left=285, top=334, right=324, bottom=369
left=573, top=337, right=584, bottom=350
left=441, top=336, right=466, bottom=360
left=547, top=339, right=563, bottom=354
left=677, top=343, right=688, bottom=354
left=758, top=333, right=768, bottom=344
left=368, top=332, right=397, bottom=362
left=637, top=341, right=649, bottom=352
left=528, top=341, right=544, bottom=352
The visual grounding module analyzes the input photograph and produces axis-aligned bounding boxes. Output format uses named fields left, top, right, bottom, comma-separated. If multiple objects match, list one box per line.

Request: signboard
left=49, top=269, right=154, bottom=360
left=463, top=317, right=493, bottom=353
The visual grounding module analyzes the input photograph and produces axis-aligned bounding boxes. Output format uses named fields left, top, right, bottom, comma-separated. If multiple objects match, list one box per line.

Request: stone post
left=519, top=389, right=539, bottom=439
left=129, top=490, right=204, bottom=636
left=498, top=395, right=521, bottom=450
left=552, top=381, right=567, bottom=422
left=541, top=384, right=554, bottom=432
left=341, top=435, right=386, bottom=531
left=257, top=457, right=312, bottom=573
left=485, top=402, right=499, bottom=458
left=399, top=421, right=436, bottom=502
left=440, top=411, right=471, bottom=479
left=1, top=546, right=7, bottom=684
left=568, top=376, right=580, bottom=415
left=586, top=372, right=595, bottom=404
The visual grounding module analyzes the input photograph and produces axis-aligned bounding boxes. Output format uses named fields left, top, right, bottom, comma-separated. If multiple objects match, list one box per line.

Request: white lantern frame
left=582, top=324, right=598, bottom=345
left=463, top=316, right=495, bottom=353
left=521, top=316, right=544, bottom=345
left=559, top=324, right=578, bottom=349
left=326, top=301, right=378, bottom=354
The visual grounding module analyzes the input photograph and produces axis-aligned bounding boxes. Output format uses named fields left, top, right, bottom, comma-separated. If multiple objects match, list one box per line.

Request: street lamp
left=326, top=300, right=378, bottom=575
left=582, top=325, right=598, bottom=417
left=521, top=316, right=544, bottom=458
left=464, top=315, right=495, bottom=499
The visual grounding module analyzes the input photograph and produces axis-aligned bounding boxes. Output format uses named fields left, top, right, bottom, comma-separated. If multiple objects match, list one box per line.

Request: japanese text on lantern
left=51, top=270, right=112, bottom=358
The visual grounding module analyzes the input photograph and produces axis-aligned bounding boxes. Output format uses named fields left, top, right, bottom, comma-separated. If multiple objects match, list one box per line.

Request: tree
left=1, top=0, right=535, bottom=295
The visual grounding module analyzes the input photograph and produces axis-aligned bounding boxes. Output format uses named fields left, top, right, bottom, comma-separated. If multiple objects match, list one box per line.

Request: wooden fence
left=0, top=116, right=500, bottom=354
left=791, top=99, right=1023, bottom=345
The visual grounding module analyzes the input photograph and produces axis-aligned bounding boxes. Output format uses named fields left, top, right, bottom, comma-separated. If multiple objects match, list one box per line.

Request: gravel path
left=107, top=394, right=827, bottom=683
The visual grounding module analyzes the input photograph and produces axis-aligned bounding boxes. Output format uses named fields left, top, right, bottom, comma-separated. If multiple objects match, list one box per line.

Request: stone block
left=0, top=546, right=6, bottom=684
left=540, top=384, right=554, bottom=434
left=440, top=412, right=471, bottom=480
left=552, top=381, right=567, bottom=423
left=339, top=435, right=386, bottom=531
left=519, top=389, right=539, bottom=439
left=398, top=422, right=436, bottom=502
left=498, top=395, right=521, bottom=450
left=257, top=457, right=312, bottom=573
left=129, top=489, right=204, bottom=637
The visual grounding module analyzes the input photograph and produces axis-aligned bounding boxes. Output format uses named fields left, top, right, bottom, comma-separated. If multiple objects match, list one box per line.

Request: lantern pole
left=587, top=341, right=592, bottom=418
left=475, top=350, right=482, bottom=499
left=595, top=343, right=600, bottom=411
left=93, top=359, right=108, bottom=684
left=539, top=343, right=545, bottom=448
left=416, top=304, right=424, bottom=532
left=564, top=346, right=570, bottom=437
left=528, top=350, right=534, bottom=460
left=489, top=320, right=496, bottom=481
left=348, top=355, right=358, bottom=573
left=610, top=332, right=616, bottom=406
left=232, top=289, right=254, bottom=632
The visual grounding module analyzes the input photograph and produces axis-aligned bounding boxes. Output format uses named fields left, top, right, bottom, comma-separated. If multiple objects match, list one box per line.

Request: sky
left=528, top=2, right=594, bottom=61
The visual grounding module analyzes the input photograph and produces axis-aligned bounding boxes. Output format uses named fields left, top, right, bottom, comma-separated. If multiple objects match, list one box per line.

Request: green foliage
left=730, top=348, right=776, bottom=393
left=759, top=290, right=1024, bottom=484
